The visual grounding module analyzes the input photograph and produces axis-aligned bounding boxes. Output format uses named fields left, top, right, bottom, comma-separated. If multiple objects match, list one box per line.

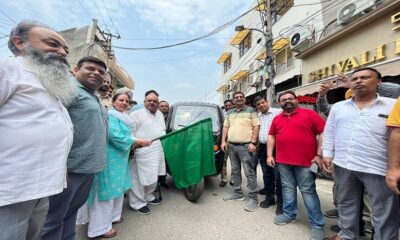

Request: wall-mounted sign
left=308, top=41, right=400, bottom=83
left=392, top=11, right=400, bottom=31
left=308, top=11, right=400, bottom=83
left=297, top=94, right=318, bottom=104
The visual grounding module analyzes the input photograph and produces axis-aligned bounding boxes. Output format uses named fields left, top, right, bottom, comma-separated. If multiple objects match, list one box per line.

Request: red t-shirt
left=269, top=108, right=325, bottom=167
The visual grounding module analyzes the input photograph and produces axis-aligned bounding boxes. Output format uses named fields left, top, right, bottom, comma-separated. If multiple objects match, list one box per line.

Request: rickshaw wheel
left=184, top=178, right=204, bottom=202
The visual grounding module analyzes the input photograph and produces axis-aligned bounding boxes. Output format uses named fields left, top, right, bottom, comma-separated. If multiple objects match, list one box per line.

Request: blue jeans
left=258, top=143, right=282, bottom=206
left=42, top=173, right=94, bottom=240
left=277, top=163, right=324, bottom=228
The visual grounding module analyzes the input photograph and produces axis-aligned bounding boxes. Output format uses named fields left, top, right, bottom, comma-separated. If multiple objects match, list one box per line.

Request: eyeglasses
left=279, top=97, right=295, bottom=102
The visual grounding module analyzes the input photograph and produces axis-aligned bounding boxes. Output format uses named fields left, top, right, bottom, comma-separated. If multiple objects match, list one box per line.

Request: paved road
left=76, top=164, right=350, bottom=240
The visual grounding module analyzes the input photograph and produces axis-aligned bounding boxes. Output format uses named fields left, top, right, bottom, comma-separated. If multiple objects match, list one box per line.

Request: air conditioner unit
left=337, top=0, right=376, bottom=26
left=290, top=27, right=314, bottom=53
left=227, top=82, right=236, bottom=92
left=249, top=75, right=262, bottom=87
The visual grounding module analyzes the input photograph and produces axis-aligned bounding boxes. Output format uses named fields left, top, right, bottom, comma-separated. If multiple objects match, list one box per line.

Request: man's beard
left=24, top=44, right=76, bottom=106
left=282, top=102, right=296, bottom=112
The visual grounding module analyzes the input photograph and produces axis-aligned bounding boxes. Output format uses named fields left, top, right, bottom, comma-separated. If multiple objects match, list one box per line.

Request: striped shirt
left=224, top=106, right=260, bottom=143
left=258, top=108, right=282, bottom=144
left=322, top=95, right=396, bottom=176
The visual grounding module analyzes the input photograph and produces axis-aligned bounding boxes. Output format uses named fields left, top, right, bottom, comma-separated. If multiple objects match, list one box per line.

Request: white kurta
left=0, top=57, right=73, bottom=207
left=130, top=108, right=166, bottom=186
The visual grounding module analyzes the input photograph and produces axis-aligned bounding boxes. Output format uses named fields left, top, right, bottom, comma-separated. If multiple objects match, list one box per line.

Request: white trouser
left=76, top=202, right=89, bottom=225
left=128, top=163, right=157, bottom=209
left=87, top=196, right=124, bottom=238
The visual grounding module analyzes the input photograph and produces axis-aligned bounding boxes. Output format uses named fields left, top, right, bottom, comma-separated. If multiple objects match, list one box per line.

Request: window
left=272, top=0, right=294, bottom=24
left=238, top=75, right=250, bottom=92
left=223, top=56, right=231, bottom=73
left=274, top=46, right=294, bottom=75
left=239, top=33, right=251, bottom=58
left=172, top=106, right=221, bottom=132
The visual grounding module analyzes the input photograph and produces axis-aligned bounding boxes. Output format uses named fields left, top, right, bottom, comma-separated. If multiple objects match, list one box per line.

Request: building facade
left=296, top=0, right=399, bottom=104
left=216, top=0, right=399, bottom=107
left=216, top=0, right=323, bottom=106
left=60, top=20, right=135, bottom=91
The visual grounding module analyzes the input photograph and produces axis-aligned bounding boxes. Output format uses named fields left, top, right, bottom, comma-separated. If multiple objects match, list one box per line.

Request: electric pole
left=264, top=0, right=276, bottom=104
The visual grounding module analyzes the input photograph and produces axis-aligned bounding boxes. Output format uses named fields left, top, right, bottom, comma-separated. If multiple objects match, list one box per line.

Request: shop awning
left=255, top=1, right=267, bottom=11
left=255, top=51, right=267, bottom=61
left=217, top=52, right=232, bottom=64
left=230, top=70, right=249, bottom=81
left=231, top=29, right=251, bottom=45
left=273, top=38, right=289, bottom=52
left=216, top=83, right=229, bottom=93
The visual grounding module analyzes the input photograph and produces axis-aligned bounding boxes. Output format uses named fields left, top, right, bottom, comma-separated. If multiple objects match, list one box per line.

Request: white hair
left=24, top=44, right=76, bottom=106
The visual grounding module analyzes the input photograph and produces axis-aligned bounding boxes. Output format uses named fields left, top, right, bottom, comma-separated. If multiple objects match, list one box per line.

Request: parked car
left=165, top=102, right=225, bottom=202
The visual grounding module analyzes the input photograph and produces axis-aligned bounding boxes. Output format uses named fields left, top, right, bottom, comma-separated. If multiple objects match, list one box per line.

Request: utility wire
left=112, top=0, right=334, bottom=51
left=0, top=9, right=16, bottom=24
left=119, top=47, right=220, bottom=65
left=100, top=0, right=120, bottom=37
left=92, top=0, right=108, bottom=27
left=77, top=0, right=94, bottom=21
left=112, top=3, right=266, bottom=51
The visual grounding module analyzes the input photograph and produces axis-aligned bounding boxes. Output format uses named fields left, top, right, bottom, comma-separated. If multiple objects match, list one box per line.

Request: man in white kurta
left=0, top=20, right=73, bottom=240
left=129, top=90, right=166, bottom=215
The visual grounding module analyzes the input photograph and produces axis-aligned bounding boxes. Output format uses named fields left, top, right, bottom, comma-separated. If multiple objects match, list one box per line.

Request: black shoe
left=324, top=208, right=339, bottom=218
left=219, top=180, right=227, bottom=187
left=229, top=180, right=234, bottom=186
left=330, top=224, right=341, bottom=233
left=258, top=189, right=266, bottom=195
left=134, top=206, right=151, bottom=215
left=275, top=206, right=283, bottom=215
left=160, top=182, right=169, bottom=189
left=148, top=198, right=162, bottom=206
left=260, top=199, right=275, bottom=208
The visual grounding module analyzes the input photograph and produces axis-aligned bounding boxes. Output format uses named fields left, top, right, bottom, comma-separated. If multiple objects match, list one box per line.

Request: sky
left=0, top=0, right=251, bottom=104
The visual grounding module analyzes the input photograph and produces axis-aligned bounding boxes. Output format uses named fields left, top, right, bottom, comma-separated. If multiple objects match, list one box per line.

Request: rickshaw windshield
left=173, top=106, right=221, bottom=132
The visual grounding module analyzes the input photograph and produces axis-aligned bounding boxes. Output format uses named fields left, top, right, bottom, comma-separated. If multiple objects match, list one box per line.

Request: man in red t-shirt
left=267, top=90, right=325, bottom=240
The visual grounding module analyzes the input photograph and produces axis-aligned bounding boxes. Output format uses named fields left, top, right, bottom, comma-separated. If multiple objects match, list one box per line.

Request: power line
left=0, top=18, right=14, bottom=26
left=112, top=2, right=265, bottom=51
left=277, top=0, right=346, bottom=38
left=112, top=0, right=332, bottom=51
left=100, top=0, right=120, bottom=37
left=92, top=0, right=108, bottom=27
left=119, top=47, right=220, bottom=65
left=77, top=0, right=93, bottom=21
left=0, top=9, right=16, bottom=24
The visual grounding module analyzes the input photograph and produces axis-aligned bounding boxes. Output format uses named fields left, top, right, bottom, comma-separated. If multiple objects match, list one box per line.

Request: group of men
left=1, top=19, right=400, bottom=240
left=220, top=67, right=400, bottom=240
left=0, top=20, right=169, bottom=240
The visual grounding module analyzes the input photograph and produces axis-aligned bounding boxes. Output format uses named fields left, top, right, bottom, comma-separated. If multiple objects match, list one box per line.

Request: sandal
left=100, top=229, right=117, bottom=238
left=112, top=218, right=123, bottom=224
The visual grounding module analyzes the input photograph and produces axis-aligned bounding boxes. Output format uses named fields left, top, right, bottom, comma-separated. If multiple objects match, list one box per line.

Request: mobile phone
left=309, top=162, right=319, bottom=174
